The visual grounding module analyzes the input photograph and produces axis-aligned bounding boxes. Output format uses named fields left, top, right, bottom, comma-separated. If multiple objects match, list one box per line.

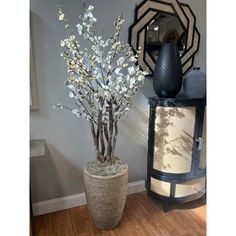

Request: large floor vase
left=83, top=165, right=128, bottom=230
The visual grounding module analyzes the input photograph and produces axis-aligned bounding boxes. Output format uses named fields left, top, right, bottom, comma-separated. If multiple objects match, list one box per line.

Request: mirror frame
left=129, top=0, right=200, bottom=75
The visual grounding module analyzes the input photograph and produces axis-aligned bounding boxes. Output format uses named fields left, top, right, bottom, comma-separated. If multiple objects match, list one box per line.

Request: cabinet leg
left=201, top=193, right=206, bottom=202
left=162, top=201, right=169, bottom=212
left=145, top=179, right=151, bottom=196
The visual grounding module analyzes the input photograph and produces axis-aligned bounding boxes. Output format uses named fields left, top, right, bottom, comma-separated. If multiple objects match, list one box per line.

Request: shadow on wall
left=30, top=143, right=83, bottom=203
left=119, top=92, right=149, bottom=147
left=141, top=76, right=156, bottom=98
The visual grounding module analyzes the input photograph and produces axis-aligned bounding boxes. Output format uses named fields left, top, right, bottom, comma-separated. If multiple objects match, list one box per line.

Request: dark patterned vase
left=183, top=67, right=206, bottom=98
left=153, top=42, right=183, bottom=97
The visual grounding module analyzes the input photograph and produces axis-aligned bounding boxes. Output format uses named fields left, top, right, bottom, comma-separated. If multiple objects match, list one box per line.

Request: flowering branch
left=56, top=5, right=148, bottom=163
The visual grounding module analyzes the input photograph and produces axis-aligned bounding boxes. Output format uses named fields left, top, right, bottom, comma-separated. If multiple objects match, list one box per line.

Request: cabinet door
left=153, top=106, right=196, bottom=174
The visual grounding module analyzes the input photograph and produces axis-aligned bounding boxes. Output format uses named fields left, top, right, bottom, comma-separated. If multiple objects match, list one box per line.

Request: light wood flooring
left=34, top=191, right=206, bottom=236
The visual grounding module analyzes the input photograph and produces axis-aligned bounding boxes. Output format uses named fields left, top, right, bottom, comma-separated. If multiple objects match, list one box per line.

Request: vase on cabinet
left=153, top=42, right=183, bottom=98
left=183, top=67, right=206, bottom=98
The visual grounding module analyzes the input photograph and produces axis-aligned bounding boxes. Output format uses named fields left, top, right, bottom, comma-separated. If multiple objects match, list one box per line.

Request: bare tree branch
left=111, top=121, right=118, bottom=162
left=90, top=123, right=102, bottom=162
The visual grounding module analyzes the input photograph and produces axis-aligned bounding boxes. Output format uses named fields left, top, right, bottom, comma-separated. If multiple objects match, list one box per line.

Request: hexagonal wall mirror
left=129, top=0, right=200, bottom=75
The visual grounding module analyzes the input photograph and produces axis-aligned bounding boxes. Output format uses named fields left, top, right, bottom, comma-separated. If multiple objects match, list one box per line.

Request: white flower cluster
left=57, top=5, right=148, bottom=124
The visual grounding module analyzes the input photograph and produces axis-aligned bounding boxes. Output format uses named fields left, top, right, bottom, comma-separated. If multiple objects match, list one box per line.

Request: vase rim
left=83, top=164, right=128, bottom=179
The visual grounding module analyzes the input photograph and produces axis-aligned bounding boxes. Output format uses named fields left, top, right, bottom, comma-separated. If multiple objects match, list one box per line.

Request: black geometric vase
left=153, top=42, right=183, bottom=98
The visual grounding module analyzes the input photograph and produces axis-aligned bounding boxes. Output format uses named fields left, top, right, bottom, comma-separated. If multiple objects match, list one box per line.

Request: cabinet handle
left=195, top=137, right=203, bottom=142
left=195, top=137, right=203, bottom=150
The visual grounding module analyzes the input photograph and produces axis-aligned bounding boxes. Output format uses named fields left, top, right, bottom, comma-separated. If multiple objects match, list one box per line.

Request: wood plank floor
left=34, top=191, right=206, bottom=236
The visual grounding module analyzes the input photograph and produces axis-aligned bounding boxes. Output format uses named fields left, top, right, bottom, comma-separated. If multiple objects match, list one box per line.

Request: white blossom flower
left=72, top=109, right=79, bottom=114
left=59, top=13, right=65, bottom=21
left=120, top=87, right=127, bottom=93
left=117, top=57, right=125, bottom=66
left=92, top=17, right=97, bottom=22
left=130, top=77, right=136, bottom=86
left=115, top=68, right=121, bottom=75
left=115, top=85, right=120, bottom=91
left=95, top=57, right=102, bottom=63
left=70, top=35, right=76, bottom=40
left=129, top=56, right=136, bottom=62
left=137, top=75, right=145, bottom=81
left=84, top=12, right=94, bottom=20
left=88, top=5, right=94, bottom=11
left=117, top=77, right=123, bottom=83
left=104, top=91, right=110, bottom=97
left=76, top=24, right=83, bottom=35
left=67, top=85, right=76, bottom=91
left=69, top=91, right=75, bottom=98
left=128, top=66, right=135, bottom=75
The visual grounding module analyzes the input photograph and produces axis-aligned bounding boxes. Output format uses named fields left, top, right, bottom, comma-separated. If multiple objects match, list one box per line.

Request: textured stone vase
left=153, top=42, right=183, bottom=97
left=83, top=165, right=128, bottom=230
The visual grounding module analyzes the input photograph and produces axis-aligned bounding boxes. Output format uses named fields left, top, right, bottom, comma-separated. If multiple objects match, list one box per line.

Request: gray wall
left=30, top=0, right=206, bottom=202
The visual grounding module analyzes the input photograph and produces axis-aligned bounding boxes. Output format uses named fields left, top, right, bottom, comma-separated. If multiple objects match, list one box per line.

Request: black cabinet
left=146, top=97, right=206, bottom=211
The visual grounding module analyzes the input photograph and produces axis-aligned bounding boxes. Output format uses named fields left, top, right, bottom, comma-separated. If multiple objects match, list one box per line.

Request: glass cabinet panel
left=150, top=177, right=170, bottom=197
left=153, top=106, right=196, bottom=173
left=175, top=177, right=205, bottom=198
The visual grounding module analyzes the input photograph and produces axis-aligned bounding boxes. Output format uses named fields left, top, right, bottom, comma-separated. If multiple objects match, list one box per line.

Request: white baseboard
left=126, top=180, right=146, bottom=195
left=33, top=179, right=145, bottom=216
